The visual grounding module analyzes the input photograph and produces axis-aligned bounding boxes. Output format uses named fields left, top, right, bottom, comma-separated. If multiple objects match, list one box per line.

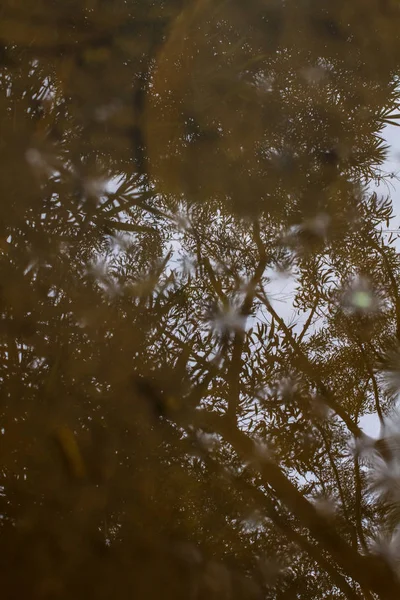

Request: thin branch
left=371, top=236, right=400, bottom=339
left=298, top=296, right=319, bottom=343
left=317, top=424, right=358, bottom=549
left=226, top=221, right=268, bottom=423
left=357, top=341, right=385, bottom=427
left=257, top=287, right=363, bottom=439
left=354, top=456, right=369, bottom=553
left=202, top=256, right=229, bottom=306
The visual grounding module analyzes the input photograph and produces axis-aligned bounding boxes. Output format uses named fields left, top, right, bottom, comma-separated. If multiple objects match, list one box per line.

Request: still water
left=2, top=1, right=400, bottom=598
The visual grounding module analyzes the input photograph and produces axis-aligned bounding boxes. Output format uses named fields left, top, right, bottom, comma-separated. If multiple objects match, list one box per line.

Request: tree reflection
left=2, top=1, right=400, bottom=598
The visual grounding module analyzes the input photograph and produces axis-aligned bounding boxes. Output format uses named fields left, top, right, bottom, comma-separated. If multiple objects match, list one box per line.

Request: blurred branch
left=102, top=219, right=156, bottom=234
left=200, top=447, right=363, bottom=599
left=245, top=485, right=363, bottom=600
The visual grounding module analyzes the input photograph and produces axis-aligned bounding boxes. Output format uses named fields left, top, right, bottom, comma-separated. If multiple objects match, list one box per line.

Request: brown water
left=2, top=1, right=400, bottom=598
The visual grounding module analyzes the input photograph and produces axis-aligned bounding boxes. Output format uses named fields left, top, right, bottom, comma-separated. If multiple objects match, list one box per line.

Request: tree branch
left=193, top=409, right=400, bottom=599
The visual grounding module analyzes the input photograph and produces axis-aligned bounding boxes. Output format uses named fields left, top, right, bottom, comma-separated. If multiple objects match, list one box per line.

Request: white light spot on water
left=25, top=148, right=47, bottom=169
left=301, top=65, right=327, bottom=85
